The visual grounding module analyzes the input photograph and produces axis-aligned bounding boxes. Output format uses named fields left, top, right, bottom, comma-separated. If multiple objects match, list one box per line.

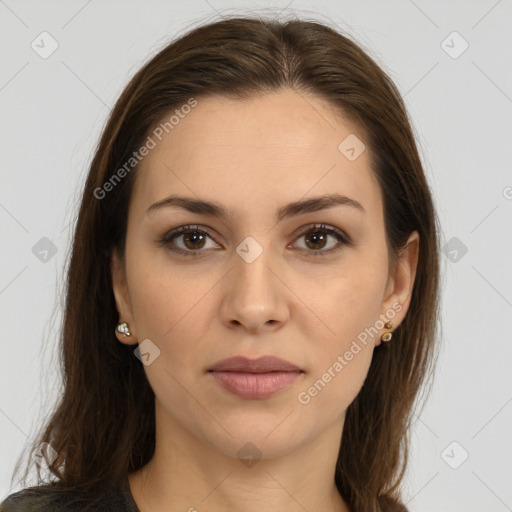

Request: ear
left=111, top=248, right=138, bottom=346
left=377, top=231, right=420, bottom=345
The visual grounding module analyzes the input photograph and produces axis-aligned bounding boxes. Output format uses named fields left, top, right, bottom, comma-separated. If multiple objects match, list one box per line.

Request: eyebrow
left=146, top=193, right=365, bottom=221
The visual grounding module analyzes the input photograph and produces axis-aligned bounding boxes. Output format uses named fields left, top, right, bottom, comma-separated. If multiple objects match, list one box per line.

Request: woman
left=1, top=15, right=440, bottom=512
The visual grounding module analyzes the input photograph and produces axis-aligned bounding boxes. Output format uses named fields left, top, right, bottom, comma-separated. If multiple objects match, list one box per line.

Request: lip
left=209, top=356, right=302, bottom=373
left=208, top=356, right=304, bottom=399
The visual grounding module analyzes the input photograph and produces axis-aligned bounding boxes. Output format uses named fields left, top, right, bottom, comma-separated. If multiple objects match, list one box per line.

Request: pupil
left=184, top=232, right=205, bottom=249
left=307, top=232, right=326, bottom=250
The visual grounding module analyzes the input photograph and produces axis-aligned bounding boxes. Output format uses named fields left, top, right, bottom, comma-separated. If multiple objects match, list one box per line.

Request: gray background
left=1, top=1, right=511, bottom=510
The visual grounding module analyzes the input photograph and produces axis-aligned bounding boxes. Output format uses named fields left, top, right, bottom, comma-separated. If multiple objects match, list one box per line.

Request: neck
left=129, top=404, right=350, bottom=512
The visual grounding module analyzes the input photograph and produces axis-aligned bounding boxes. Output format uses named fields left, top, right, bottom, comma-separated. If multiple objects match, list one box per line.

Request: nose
left=220, top=242, right=290, bottom=334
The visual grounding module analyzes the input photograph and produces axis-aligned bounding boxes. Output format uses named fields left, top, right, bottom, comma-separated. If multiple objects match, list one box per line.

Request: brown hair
left=13, top=15, right=440, bottom=512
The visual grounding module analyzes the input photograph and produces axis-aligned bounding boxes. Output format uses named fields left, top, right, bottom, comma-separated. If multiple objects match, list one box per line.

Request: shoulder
left=0, top=483, right=132, bottom=512
left=0, top=486, right=61, bottom=511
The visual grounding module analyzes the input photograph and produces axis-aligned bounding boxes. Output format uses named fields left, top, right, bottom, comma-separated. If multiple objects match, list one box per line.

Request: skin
left=111, top=88, right=419, bottom=512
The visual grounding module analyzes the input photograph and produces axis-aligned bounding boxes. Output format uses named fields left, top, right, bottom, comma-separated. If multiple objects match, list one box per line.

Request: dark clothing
left=0, top=479, right=140, bottom=512
left=1, top=480, right=410, bottom=511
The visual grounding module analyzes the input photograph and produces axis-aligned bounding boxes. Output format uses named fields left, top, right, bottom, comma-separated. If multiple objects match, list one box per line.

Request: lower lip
left=209, top=371, right=303, bottom=399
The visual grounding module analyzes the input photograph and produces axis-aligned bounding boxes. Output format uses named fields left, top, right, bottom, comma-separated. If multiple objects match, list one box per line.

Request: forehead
left=131, top=89, right=382, bottom=221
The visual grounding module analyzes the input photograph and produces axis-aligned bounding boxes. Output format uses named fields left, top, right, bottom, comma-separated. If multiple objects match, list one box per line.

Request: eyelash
left=158, top=223, right=351, bottom=258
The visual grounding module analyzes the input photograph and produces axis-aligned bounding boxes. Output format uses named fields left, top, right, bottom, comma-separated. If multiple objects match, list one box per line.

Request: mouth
left=207, top=356, right=304, bottom=399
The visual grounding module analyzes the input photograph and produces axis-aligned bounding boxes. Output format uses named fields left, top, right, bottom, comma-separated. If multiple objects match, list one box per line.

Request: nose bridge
left=234, top=235, right=275, bottom=304
left=221, top=234, right=288, bottom=330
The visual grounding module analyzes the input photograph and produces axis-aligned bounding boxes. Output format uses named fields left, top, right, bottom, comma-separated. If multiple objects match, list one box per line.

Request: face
left=112, top=88, right=418, bottom=460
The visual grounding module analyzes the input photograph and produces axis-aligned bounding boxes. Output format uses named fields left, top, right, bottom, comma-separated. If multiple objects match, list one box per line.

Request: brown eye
left=292, top=224, right=350, bottom=256
left=160, top=223, right=350, bottom=258
left=161, top=225, right=219, bottom=256
left=304, top=231, right=328, bottom=250
left=181, top=231, right=207, bottom=250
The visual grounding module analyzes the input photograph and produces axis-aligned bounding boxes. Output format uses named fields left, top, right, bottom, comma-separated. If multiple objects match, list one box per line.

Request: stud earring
left=116, top=322, right=131, bottom=338
left=381, top=321, right=393, bottom=342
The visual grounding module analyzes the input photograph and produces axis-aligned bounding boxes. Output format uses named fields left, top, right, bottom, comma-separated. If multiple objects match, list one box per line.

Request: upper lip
left=208, top=356, right=302, bottom=373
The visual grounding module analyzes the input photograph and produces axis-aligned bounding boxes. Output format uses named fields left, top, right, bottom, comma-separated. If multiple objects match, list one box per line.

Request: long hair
left=13, top=16, right=440, bottom=512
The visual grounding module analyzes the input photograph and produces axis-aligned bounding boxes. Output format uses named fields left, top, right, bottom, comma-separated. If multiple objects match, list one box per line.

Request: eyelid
left=289, top=223, right=351, bottom=256
left=159, top=224, right=221, bottom=256
left=159, top=223, right=351, bottom=257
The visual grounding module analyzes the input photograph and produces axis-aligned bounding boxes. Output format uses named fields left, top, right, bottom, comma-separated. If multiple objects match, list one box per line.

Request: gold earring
left=381, top=322, right=393, bottom=342
left=116, top=322, right=131, bottom=338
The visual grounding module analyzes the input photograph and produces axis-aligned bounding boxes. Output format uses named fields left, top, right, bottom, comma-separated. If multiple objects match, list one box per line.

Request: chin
left=195, top=411, right=311, bottom=461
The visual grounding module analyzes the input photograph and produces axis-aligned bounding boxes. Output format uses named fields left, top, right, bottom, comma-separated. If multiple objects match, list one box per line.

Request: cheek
left=125, top=240, right=204, bottom=335
left=298, top=259, right=387, bottom=405
left=297, top=343, right=373, bottom=416
left=296, top=275, right=384, bottom=414
left=311, top=258, right=388, bottom=345
left=125, top=251, right=221, bottom=378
